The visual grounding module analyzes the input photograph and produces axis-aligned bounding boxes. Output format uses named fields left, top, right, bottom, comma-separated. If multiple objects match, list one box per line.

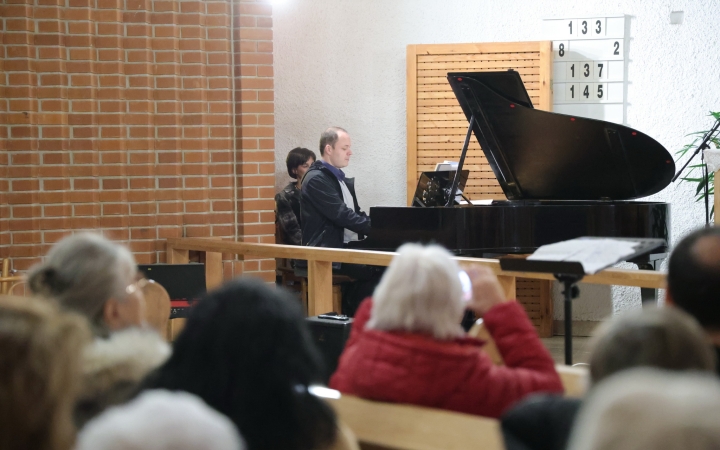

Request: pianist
left=301, top=126, right=377, bottom=315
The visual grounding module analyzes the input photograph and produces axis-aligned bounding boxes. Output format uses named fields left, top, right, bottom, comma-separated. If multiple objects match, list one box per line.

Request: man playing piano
left=301, top=126, right=377, bottom=315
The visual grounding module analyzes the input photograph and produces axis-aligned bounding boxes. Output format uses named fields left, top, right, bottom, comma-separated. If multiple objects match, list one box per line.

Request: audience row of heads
left=4, top=232, right=342, bottom=450
left=4, top=224, right=720, bottom=449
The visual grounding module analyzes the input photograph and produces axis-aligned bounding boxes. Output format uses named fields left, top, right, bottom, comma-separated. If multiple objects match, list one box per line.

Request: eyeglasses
left=125, top=277, right=149, bottom=296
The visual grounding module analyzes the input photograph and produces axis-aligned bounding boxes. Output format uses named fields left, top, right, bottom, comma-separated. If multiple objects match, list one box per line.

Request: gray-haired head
left=76, top=390, right=244, bottom=450
left=588, top=306, right=715, bottom=385
left=27, top=232, right=137, bottom=334
left=568, top=369, right=720, bottom=450
left=367, top=243, right=465, bottom=340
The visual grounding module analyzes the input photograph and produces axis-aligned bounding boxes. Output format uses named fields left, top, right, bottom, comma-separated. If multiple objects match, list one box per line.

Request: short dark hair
left=285, top=147, right=316, bottom=179
left=318, top=126, right=347, bottom=156
left=668, top=226, right=720, bottom=329
left=141, top=278, right=337, bottom=450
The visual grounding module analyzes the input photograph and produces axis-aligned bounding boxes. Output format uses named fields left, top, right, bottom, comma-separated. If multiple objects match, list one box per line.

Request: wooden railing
left=165, top=238, right=666, bottom=317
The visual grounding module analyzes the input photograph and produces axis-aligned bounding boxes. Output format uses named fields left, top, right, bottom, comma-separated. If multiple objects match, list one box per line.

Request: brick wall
left=0, top=0, right=276, bottom=281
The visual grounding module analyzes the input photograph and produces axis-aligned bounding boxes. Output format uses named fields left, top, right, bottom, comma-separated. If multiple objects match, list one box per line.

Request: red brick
left=43, top=179, right=71, bottom=190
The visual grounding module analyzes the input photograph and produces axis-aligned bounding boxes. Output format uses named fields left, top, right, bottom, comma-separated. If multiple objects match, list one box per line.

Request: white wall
left=273, top=0, right=720, bottom=321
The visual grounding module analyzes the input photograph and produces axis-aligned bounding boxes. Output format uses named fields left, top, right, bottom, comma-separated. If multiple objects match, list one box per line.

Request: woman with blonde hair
left=27, top=232, right=170, bottom=427
left=330, top=243, right=563, bottom=418
left=0, top=295, right=91, bottom=450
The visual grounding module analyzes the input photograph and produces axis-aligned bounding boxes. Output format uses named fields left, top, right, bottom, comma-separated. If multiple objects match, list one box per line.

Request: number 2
left=613, top=41, right=620, bottom=55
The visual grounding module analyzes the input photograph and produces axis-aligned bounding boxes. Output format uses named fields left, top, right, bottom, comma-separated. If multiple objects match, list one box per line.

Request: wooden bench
left=326, top=393, right=504, bottom=450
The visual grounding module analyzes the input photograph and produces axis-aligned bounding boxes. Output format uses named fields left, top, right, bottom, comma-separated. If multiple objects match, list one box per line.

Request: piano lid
left=447, top=71, right=676, bottom=201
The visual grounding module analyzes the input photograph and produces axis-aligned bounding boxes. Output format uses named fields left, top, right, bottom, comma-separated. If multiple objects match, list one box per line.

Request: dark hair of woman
left=141, top=277, right=337, bottom=450
left=286, top=147, right=316, bottom=179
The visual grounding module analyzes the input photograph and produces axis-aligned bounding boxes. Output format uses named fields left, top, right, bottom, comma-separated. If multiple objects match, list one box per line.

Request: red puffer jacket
left=329, top=299, right=563, bottom=418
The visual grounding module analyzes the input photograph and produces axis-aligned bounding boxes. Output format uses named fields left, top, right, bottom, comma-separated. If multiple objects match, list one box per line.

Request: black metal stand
left=557, top=274, right=582, bottom=365
left=499, top=237, right=666, bottom=367
left=446, top=114, right=474, bottom=206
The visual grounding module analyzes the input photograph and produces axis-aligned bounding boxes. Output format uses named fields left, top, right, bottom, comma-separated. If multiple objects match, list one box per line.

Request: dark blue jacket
left=300, top=161, right=371, bottom=249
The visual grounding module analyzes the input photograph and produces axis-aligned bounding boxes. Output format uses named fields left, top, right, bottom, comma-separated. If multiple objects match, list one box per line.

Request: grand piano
left=349, top=70, right=674, bottom=299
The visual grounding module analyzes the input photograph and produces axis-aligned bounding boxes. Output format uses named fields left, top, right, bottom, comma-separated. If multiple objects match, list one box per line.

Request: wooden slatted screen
left=407, top=41, right=552, bottom=203
left=407, top=42, right=554, bottom=337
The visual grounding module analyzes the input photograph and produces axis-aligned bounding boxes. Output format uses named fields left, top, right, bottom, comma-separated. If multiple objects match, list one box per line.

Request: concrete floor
left=541, top=336, right=592, bottom=365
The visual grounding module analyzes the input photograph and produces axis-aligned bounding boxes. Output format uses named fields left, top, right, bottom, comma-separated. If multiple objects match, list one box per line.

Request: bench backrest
left=327, top=394, right=504, bottom=450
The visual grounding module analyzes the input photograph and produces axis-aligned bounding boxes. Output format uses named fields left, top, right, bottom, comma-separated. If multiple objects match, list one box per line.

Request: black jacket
left=501, top=394, right=582, bottom=450
left=275, top=182, right=302, bottom=245
left=300, top=161, right=371, bottom=248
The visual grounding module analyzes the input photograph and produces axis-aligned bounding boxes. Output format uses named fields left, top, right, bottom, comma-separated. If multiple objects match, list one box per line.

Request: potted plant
left=675, top=111, right=720, bottom=220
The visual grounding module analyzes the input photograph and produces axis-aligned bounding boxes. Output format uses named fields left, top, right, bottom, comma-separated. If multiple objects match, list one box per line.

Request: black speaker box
left=306, top=316, right=353, bottom=382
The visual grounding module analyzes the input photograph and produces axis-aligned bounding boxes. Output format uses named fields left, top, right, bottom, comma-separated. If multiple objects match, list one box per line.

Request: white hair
left=568, top=369, right=720, bottom=450
left=27, top=232, right=137, bottom=331
left=367, top=243, right=464, bottom=340
left=76, top=390, right=244, bottom=450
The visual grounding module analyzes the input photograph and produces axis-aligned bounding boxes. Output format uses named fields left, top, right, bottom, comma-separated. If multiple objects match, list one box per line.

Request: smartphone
left=318, top=313, right=350, bottom=321
left=458, top=270, right=472, bottom=302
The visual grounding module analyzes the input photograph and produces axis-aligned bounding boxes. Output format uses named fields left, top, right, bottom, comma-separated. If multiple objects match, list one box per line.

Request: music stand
left=499, top=237, right=666, bottom=365
left=412, top=170, right=470, bottom=207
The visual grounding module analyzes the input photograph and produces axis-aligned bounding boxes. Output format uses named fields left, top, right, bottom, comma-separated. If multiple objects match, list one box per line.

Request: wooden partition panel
left=407, top=41, right=554, bottom=336
left=406, top=41, right=552, bottom=203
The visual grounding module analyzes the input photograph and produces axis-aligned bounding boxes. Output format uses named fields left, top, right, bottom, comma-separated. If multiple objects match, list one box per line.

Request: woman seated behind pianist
left=276, top=147, right=317, bottom=246
left=329, top=243, right=563, bottom=418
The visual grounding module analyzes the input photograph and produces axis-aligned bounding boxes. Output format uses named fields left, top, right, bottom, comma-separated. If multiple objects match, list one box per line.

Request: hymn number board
left=544, top=16, right=627, bottom=124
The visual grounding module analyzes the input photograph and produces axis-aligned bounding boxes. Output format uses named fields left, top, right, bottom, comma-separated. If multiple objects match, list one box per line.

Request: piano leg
left=633, top=253, right=667, bottom=306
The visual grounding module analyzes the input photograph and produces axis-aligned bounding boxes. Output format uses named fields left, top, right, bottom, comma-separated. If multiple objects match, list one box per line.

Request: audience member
left=501, top=306, right=715, bottom=450
left=28, top=232, right=146, bottom=335
left=329, top=243, right=563, bottom=418
left=276, top=147, right=316, bottom=246
left=568, top=369, right=720, bottom=450
left=27, top=232, right=170, bottom=427
left=666, top=225, right=720, bottom=374
left=76, top=390, right=244, bottom=450
left=140, top=277, right=358, bottom=450
left=0, top=295, right=91, bottom=450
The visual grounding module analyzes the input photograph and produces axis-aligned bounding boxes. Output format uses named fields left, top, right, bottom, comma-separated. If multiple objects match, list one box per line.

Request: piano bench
left=276, top=262, right=351, bottom=316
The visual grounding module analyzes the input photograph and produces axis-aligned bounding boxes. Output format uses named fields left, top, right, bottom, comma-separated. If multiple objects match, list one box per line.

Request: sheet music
left=434, top=160, right=459, bottom=171
left=527, top=238, right=639, bottom=274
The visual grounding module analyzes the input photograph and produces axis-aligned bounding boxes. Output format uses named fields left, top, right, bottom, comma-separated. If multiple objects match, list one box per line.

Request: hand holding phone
left=462, top=266, right=507, bottom=316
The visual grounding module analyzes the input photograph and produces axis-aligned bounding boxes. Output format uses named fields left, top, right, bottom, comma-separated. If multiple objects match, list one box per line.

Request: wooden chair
left=141, top=280, right=172, bottom=341
left=555, top=364, right=589, bottom=397
left=325, top=393, right=504, bottom=450
left=1, top=259, right=26, bottom=296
